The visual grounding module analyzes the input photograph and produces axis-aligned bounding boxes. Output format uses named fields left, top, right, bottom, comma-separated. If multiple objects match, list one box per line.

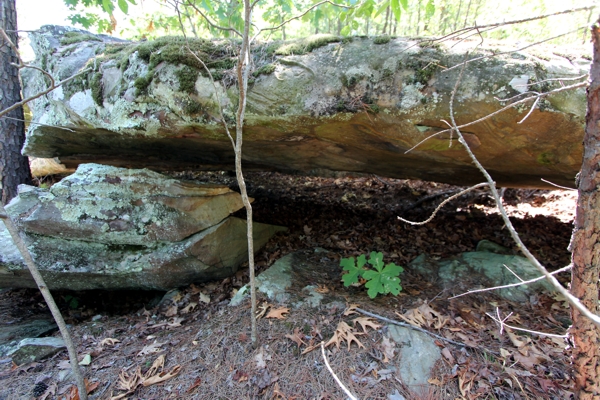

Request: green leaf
left=102, top=0, right=113, bottom=14
left=425, top=0, right=435, bottom=18
left=340, top=25, right=351, bottom=36
left=363, top=263, right=403, bottom=298
left=390, top=0, right=401, bottom=22
left=367, top=251, right=384, bottom=272
left=399, top=0, right=409, bottom=11
left=341, top=254, right=366, bottom=287
left=118, top=0, right=128, bottom=14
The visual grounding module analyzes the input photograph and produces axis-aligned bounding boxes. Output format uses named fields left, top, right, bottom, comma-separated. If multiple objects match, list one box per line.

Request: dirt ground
left=0, top=172, right=578, bottom=399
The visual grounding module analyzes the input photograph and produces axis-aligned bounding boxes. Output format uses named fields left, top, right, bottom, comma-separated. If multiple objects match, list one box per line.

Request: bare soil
left=0, top=172, right=577, bottom=399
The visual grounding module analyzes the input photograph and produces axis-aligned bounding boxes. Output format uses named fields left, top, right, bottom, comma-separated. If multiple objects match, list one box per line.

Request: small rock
left=10, top=337, right=65, bottom=366
left=388, top=325, right=441, bottom=391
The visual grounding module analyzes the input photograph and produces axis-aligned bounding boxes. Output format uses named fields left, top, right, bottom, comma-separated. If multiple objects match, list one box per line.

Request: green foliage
left=341, top=252, right=403, bottom=299
left=63, top=294, right=79, bottom=309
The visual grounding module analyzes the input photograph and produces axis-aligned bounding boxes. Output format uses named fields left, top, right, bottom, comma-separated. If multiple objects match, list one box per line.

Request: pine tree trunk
left=570, top=20, right=600, bottom=400
left=0, top=0, right=32, bottom=205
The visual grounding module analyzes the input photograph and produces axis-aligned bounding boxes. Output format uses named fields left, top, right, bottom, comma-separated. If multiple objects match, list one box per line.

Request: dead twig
left=320, top=342, right=357, bottom=400
left=487, top=308, right=567, bottom=339
left=354, top=307, right=467, bottom=348
left=398, top=183, right=489, bottom=225
left=449, top=265, right=572, bottom=300
left=445, top=53, right=600, bottom=328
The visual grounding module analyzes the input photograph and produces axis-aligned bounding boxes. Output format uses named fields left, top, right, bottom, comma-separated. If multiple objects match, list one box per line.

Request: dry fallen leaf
left=256, top=302, right=269, bottom=319
left=137, top=341, right=165, bottom=357
left=164, top=304, right=178, bottom=317
left=325, top=321, right=365, bottom=350
left=142, top=365, right=182, bottom=386
left=100, top=338, right=120, bottom=347
left=379, top=335, right=395, bottom=363
left=343, top=303, right=360, bottom=316
left=266, top=306, right=289, bottom=320
left=180, top=302, right=197, bottom=314
left=353, top=317, right=382, bottom=333
left=199, top=293, right=210, bottom=304
left=285, top=327, right=307, bottom=347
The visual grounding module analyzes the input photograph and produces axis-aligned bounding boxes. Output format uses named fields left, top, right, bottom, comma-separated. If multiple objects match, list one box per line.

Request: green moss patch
left=175, top=66, right=199, bottom=94
left=275, top=34, right=341, bottom=56
left=134, top=71, right=154, bottom=95
left=136, top=36, right=236, bottom=72
left=90, top=72, right=103, bottom=106
left=60, top=31, right=102, bottom=46
left=373, top=35, right=391, bottom=45
left=253, top=64, right=276, bottom=77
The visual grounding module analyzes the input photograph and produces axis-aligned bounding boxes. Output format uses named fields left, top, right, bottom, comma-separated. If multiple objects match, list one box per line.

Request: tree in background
left=0, top=0, right=31, bottom=204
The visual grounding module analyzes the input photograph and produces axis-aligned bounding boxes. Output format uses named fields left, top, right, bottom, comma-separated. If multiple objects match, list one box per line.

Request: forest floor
left=0, top=172, right=577, bottom=400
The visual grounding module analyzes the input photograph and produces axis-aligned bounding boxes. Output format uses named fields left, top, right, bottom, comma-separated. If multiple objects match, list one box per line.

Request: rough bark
left=570, top=20, right=600, bottom=400
left=0, top=0, right=31, bottom=204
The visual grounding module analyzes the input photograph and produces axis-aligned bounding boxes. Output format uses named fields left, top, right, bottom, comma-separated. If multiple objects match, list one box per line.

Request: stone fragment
left=10, top=337, right=65, bottom=366
left=388, top=325, right=441, bottom=391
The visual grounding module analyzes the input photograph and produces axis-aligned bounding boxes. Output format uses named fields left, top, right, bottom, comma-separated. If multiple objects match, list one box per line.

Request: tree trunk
left=570, top=20, right=600, bottom=400
left=0, top=0, right=32, bottom=205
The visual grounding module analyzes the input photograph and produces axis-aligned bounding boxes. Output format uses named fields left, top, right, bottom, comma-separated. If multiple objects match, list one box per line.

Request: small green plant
left=341, top=252, right=403, bottom=299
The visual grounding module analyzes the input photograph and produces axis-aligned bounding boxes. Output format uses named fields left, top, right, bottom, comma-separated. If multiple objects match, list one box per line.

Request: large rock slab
left=0, top=164, right=286, bottom=290
left=13, top=163, right=245, bottom=245
left=22, top=26, right=588, bottom=188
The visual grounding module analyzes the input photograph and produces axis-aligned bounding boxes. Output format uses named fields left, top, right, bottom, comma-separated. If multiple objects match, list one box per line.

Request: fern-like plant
left=340, top=252, right=404, bottom=299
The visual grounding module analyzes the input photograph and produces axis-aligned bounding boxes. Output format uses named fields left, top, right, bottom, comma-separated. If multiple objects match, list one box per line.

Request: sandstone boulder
left=22, top=26, right=588, bottom=188
left=0, top=164, right=285, bottom=290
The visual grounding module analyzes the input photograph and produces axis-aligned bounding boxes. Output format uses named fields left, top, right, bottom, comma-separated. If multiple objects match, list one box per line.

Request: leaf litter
left=0, top=172, right=577, bottom=399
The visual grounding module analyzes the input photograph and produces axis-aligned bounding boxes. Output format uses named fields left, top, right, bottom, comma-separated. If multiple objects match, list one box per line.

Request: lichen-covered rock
left=13, top=163, right=245, bottom=245
left=0, top=164, right=286, bottom=290
left=22, top=26, right=588, bottom=188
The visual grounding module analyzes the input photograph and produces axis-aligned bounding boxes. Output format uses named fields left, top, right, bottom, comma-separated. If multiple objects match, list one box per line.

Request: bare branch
left=398, top=182, right=489, bottom=225
left=443, top=26, right=588, bottom=73
left=320, top=342, right=358, bottom=400
left=487, top=309, right=568, bottom=339
left=1, top=116, right=76, bottom=132
left=434, top=6, right=595, bottom=44
left=0, top=207, right=88, bottom=399
left=258, top=0, right=352, bottom=34
left=355, top=307, right=468, bottom=348
left=540, top=178, right=577, bottom=191
left=517, top=97, right=540, bottom=124
left=404, top=81, right=587, bottom=154
left=449, top=265, right=572, bottom=300
left=179, top=0, right=242, bottom=37
left=444, top=53, right=600, bottom=328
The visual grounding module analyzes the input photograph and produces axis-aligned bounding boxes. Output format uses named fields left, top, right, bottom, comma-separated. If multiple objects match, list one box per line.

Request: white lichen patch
left=69, top=89, right=95, bottom=114
left=400, top=83, right=425, bottom=109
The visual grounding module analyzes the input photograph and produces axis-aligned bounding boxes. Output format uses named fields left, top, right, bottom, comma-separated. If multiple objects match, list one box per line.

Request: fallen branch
left=487, top=308, right=567, bottom=339
left=320, top=342, right=357, bottom=400
left=354, top=307, right=467, bottom=348
left=398, top=182, right=489, bottom=225
left=449, top=265, right=572, bottom=300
